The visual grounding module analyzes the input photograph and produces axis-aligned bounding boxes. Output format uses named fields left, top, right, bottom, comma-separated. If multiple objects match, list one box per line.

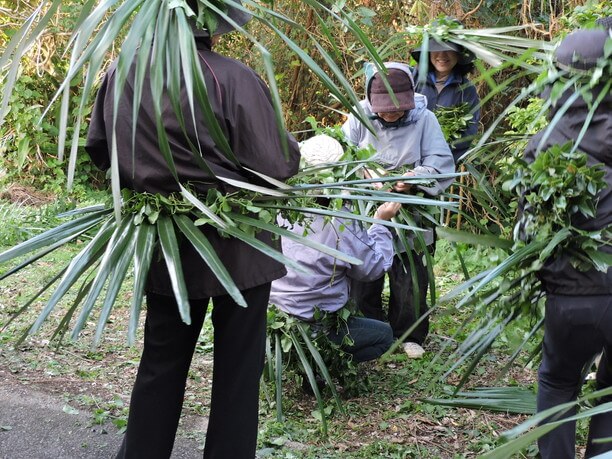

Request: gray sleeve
left=414, top=111, right=455, bottom=195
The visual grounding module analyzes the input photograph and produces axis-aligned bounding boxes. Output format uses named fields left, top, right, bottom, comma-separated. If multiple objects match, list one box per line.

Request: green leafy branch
left=264, top=306, right=359, bottom=436
left=436, top=143, right=610, bottom=390
left=434, top=103, right=474, bottom=146
left=506, top=142, right=609, bottom=272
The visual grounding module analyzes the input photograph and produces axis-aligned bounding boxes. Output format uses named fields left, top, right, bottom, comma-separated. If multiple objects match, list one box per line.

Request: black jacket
left=86, top=38, right=301, bottom=298
left=524, top=85, right=612, bottom=295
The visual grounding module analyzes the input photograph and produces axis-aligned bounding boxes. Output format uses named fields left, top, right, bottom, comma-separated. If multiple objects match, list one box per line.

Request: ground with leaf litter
left=0, top=242, right=538, bottom=458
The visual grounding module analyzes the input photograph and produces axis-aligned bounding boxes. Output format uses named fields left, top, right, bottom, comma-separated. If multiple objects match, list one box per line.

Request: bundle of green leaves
left=505, top=142, right=609, bottom=273
left=265, top=305, right=364, bottom=397
left=434, top=102, right=474, bottom=146
left=264, top=305, right=366, bottom=435
left=461, top=141, right=610, bottom=321
left=437, top=142, right=609, bottom=390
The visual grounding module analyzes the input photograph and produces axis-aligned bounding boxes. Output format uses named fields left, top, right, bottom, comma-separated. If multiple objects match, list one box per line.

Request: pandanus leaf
left=157, top=215, right=191, bottom=325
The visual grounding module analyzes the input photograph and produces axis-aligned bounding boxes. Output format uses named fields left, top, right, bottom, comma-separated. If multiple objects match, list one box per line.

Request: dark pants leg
left=117, top=284, right=270, bottom=459
left=586, top=346, right=612, bottom=457
left=387, top=250, right=430, bottom=344
left=537, top=294, right=612, bottom=459
left=117, top=293, right=208, bottom=459
left=326, top=316, right=394, bottom=363
left=203, top=283, right=270, bottom=459
left=350, top=275, right=385, bottom=321
left=351, top=251, right=430, bottom=344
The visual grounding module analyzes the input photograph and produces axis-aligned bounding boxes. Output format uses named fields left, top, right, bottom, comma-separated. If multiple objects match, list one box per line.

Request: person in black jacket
left=524, top=26, right=612, bottom=459
left=411, top=23, right=480, bottom=164
left=85, top=2, right=300, bottom=458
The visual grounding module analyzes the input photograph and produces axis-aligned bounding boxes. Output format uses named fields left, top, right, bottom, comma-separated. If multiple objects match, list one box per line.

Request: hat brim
left=412, top=39, right=474, bottom=65
left=195, top=5, right=252, bottom=37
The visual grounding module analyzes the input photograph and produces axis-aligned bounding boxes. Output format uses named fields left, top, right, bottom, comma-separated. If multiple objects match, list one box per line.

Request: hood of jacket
left=364, top=62, right=428, bottom=124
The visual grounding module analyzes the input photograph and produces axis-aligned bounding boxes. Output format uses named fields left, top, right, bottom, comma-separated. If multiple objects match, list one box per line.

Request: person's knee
left=380, top=323, right=394, bottom=351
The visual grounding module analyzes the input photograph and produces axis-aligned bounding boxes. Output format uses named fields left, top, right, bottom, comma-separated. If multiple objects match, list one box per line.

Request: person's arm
left=344, top=202, right=400, bottom=281
left=85, top=68, right=114, bottom=171
left=412, top=111, right=455, bottom=195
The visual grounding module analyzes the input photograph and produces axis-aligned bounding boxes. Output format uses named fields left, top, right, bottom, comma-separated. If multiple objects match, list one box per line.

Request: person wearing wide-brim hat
left=86, top=1, right=301, bottom=458
left=411, top=35, right=481, bottom=164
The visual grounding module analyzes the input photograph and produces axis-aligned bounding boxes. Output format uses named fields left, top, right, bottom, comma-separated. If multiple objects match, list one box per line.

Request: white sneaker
left=402, top=342, right=425, bottom=359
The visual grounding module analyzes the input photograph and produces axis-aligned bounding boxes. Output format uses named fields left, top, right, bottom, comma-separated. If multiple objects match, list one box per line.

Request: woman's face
left=430, top=50, right=459, bottom=77
left=376, top=111, right=405, bottom=123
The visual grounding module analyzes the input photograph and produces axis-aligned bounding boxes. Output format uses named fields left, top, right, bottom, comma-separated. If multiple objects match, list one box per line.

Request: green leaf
left=584, top=248, right=612, bottom=272
left=290, top=329, right=328, bottom=436
left=157, top=215, right=191, bottom=324
left=296, top=323, right=344, bottom=414
left=173, top=214, right=246, bottom=307
left=0, top=209, right=110, bottom=265
left=482, top=397, right=612, bottom=458
left=422, top=386, right=536, bottom=415
left=454, top=241, right=547, bottom=308
left=275, top=334, right=284, bottom=422
left=62, top=405, right=79, bottom=415
left=71, top=216, right=135, bottom=339
left=129, top=223, right=157, bottom=345
left=215, top=223, right=311, bottom=275
left=93, top=220, right=139, bottom=345
left=436, top=227, right=513, bottom=250
left=227, top=212, right=363, bottom=265
left=28, top=218, right=117, bottom=335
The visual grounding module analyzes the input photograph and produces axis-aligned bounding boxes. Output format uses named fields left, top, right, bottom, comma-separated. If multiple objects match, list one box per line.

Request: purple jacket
left=270, top=213, right=394, bottom=320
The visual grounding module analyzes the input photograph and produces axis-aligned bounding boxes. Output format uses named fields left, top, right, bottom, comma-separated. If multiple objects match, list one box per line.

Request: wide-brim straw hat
left=411, top=38, right=474, bottom=65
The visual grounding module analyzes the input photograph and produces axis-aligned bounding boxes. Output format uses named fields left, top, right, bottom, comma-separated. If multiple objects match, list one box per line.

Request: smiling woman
left=429, top=49, right=459, bottom=78
left=411, top=18, right=481, bottom=164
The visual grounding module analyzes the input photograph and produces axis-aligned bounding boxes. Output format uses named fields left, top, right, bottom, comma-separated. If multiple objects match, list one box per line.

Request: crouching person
left=270, top=137, right=401, bottom=362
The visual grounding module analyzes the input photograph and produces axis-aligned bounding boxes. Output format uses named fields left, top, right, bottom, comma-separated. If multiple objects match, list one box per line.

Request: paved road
left=0, top=378, right=203, bottom=459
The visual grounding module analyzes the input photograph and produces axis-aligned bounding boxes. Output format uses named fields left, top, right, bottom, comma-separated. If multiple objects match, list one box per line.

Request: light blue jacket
left=269, top=214, right=394, bottom=320
left=342, top=62, right=454, bottom=196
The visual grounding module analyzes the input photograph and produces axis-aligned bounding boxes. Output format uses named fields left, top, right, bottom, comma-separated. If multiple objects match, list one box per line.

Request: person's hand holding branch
left=392, top=170, right=416, bottom=193
left=374, top=201, right=402, bottom=221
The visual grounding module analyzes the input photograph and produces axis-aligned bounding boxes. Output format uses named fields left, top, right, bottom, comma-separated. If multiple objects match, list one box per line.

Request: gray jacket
left=342, top=62, right=455, bottom=196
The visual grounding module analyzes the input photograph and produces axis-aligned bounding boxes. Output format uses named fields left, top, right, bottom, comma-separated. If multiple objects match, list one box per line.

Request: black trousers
left=350, top=250, right=429, bottom=344
left=537, top=293, right=612, bottom=459
left=117, top=283, right=270, bottom=459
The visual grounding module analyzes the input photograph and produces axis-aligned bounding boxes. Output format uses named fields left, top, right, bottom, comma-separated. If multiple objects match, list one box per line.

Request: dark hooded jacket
left=414, top=70, right=480, bottom=163
left=86, top=37, right=300, bottom=298
left=523, top=85, right=612, bottom=295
